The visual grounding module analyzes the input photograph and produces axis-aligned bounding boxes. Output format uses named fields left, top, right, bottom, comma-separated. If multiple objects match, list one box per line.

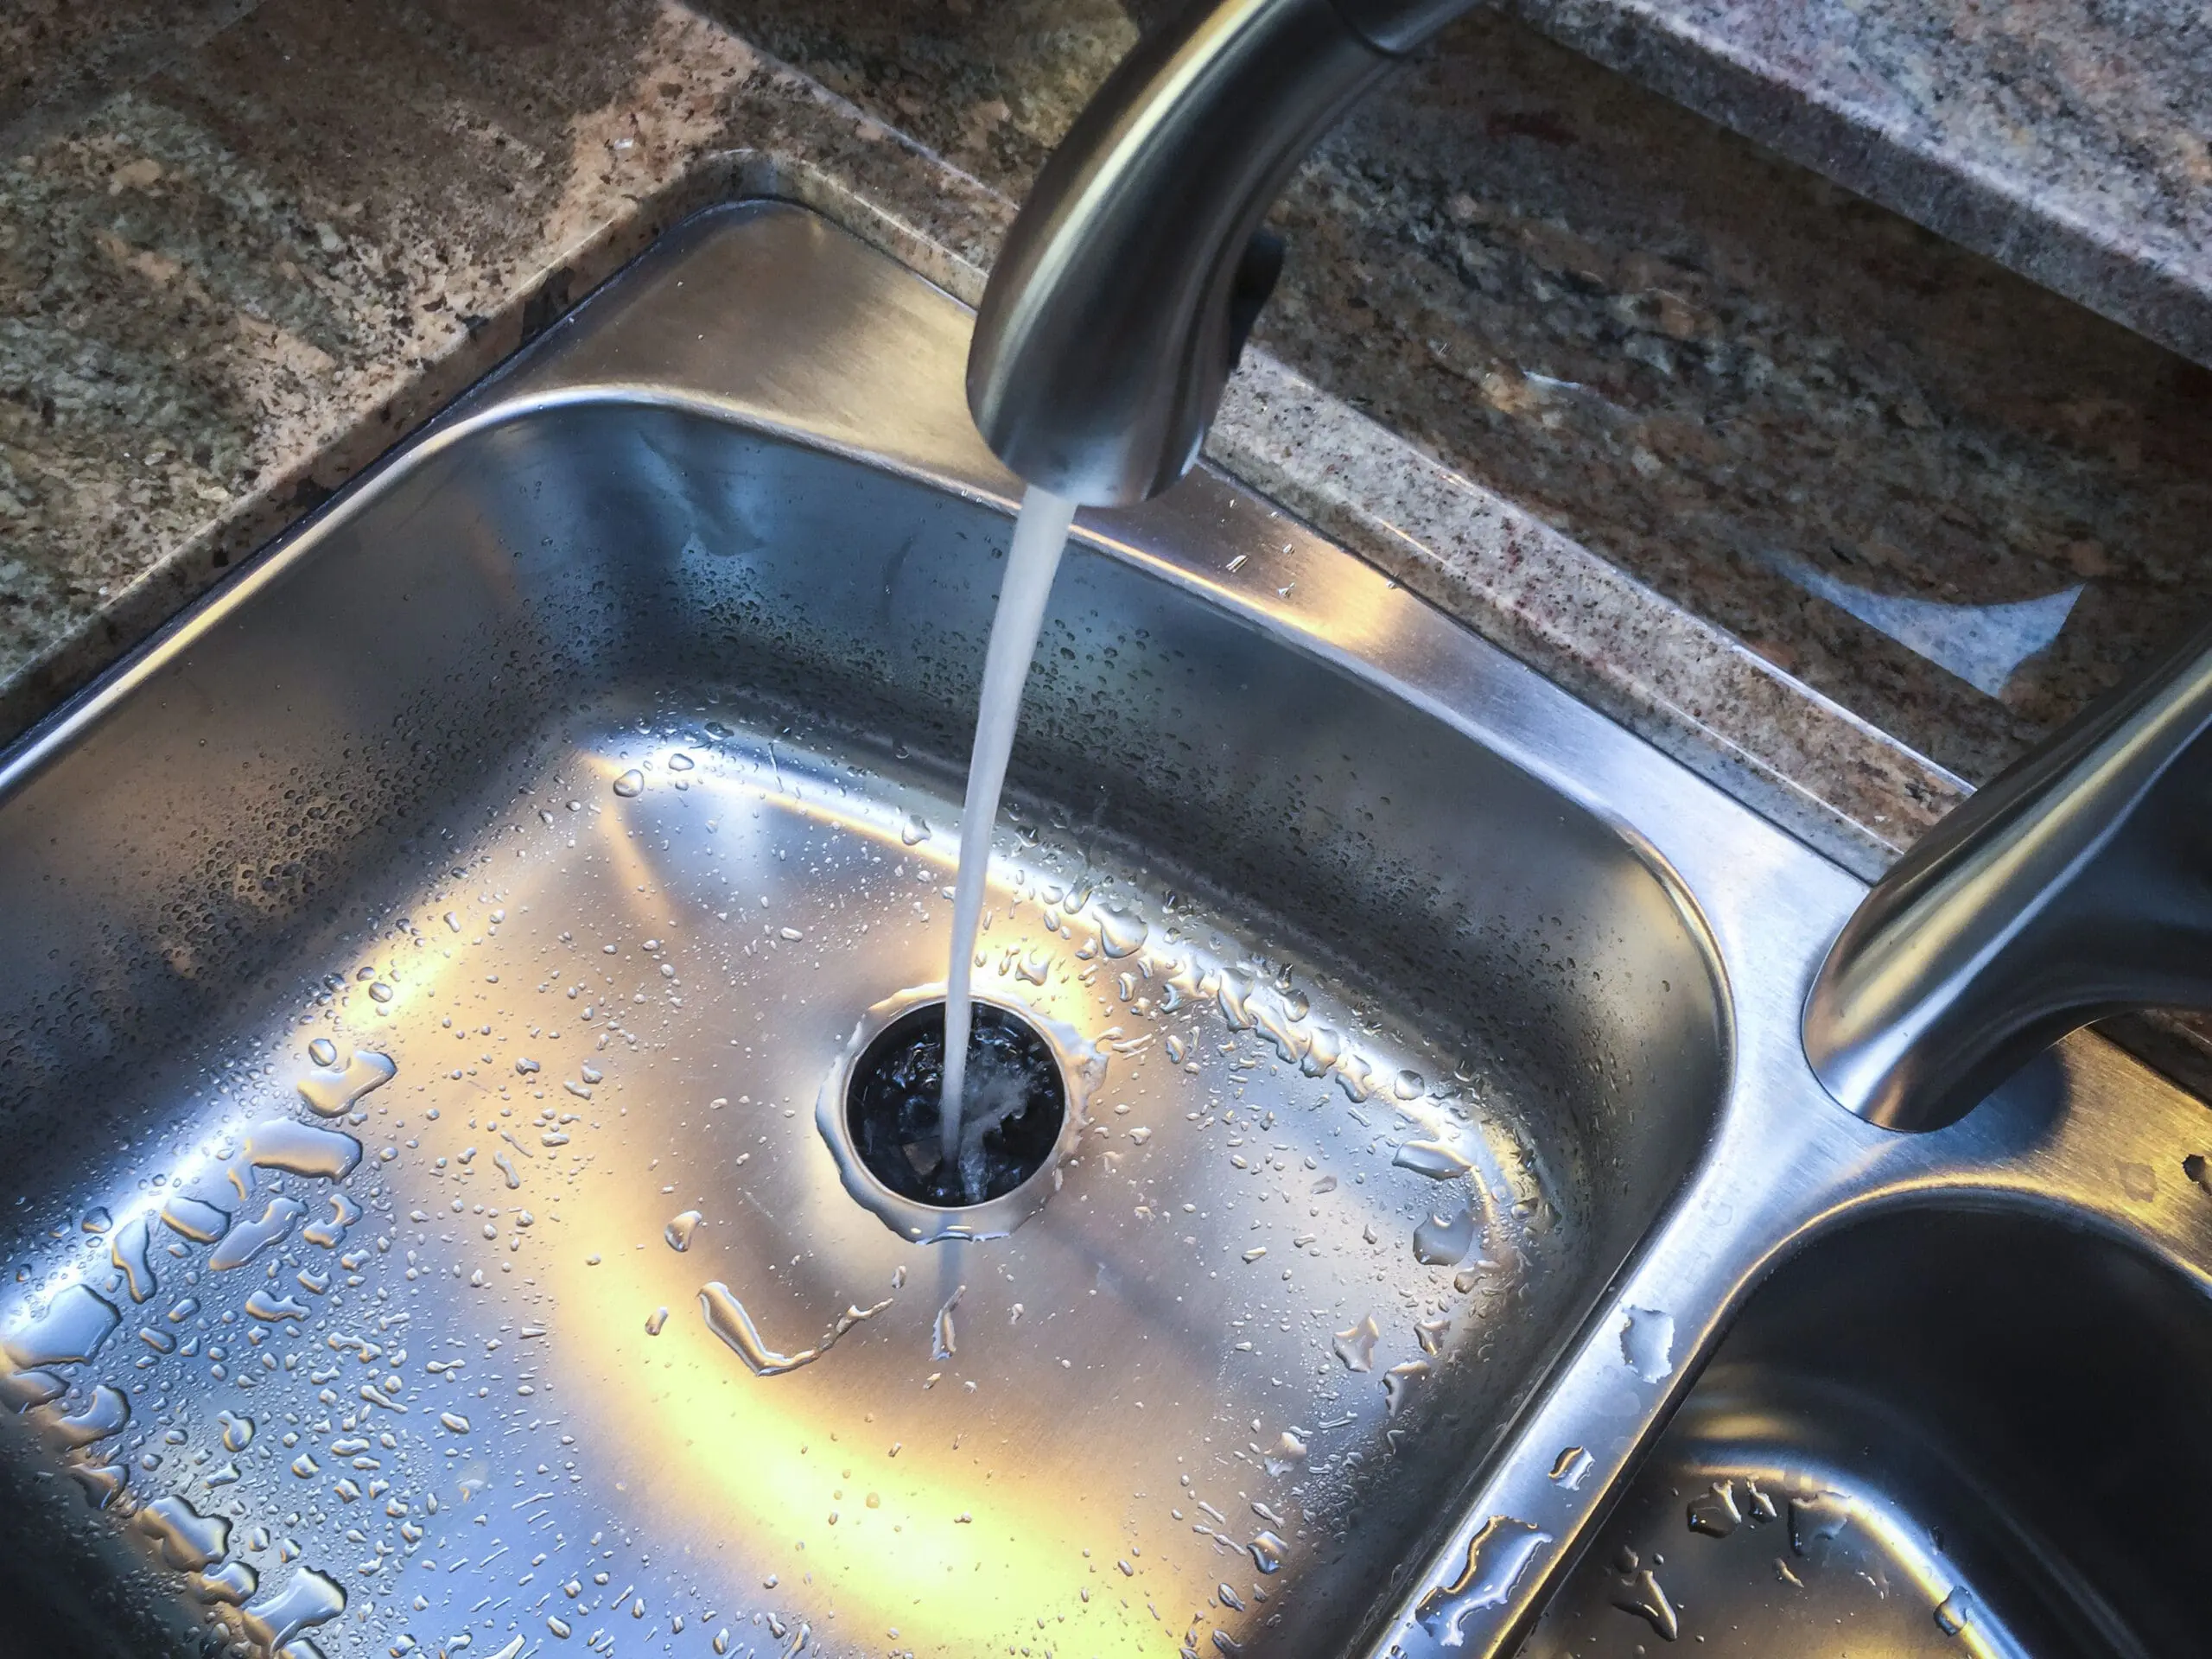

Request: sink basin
left=0, top=200, right=2207, bottom=1659
left=1522, top=1206, right=2212, bottom=1657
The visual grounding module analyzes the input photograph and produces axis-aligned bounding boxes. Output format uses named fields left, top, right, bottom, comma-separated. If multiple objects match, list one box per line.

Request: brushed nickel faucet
left=966, top=0, right=1465, bottom=506
left=964, top=0, right=2212, bottom=1135
left=1803, top=617, right=2212, bottom=1128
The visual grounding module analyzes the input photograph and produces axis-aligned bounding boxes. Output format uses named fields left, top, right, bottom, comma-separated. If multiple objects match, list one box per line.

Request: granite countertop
left=1506, top=0, right=2212, bottom=368
left=6, top=0, right=2211, bottom=881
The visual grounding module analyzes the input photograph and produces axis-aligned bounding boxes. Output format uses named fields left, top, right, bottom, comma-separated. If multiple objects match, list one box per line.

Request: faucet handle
left=1805, top=613, right=2212, bottom=1129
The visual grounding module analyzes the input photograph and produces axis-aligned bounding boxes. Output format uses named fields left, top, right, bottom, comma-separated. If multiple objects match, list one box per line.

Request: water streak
left=1416, top=1515, right=1554, bottom=1645
left=697, top=1284, right=820, bottom=1376
left=940, top=486, right=1077, bottom=1175
left=240, top=1566, right=346, bottom=1651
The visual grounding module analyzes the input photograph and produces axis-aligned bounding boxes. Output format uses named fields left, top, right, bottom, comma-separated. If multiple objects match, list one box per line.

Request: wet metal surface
left=0, top=203, right=2208, bottom=1659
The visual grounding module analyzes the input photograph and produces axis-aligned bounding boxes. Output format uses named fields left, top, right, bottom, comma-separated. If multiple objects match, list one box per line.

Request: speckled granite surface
left=4, top=0, right=2211, bottom=888
left=1509, top=0, right=2212, bottom=367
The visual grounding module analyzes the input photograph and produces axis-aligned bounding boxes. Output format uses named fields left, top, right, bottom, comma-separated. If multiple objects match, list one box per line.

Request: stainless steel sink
left=1522, top=1206, right=2212, bottom=1658
left=0, top=200, right=2207, bottom=1659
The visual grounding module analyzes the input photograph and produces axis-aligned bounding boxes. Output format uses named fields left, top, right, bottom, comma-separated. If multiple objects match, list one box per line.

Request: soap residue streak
left=939, top=485, right=1077, bottom=1179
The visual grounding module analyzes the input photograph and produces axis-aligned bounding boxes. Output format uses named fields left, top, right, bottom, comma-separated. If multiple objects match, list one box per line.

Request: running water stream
left=938, top=486, right=1078, bottom=1185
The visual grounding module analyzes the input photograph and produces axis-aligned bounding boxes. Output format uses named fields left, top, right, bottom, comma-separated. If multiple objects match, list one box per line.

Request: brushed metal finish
left=962, top=0, right=1505, bottom=505
left=0, top=204, right=2209, bottom=1659
left=966, top=0, right=1394, bottom=505
left=1524, top=1200, right=2212, bottom=1657
left=1804, top=615, right=2212, bottom=1129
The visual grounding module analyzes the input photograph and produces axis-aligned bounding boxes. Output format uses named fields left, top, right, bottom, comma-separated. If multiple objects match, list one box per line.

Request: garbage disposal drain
left=845, top=999, right=1065, bottom=1206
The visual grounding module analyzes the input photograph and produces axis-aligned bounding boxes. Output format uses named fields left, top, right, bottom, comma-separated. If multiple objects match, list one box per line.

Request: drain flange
left=848, top=1000, right=1065, bottom=1205
left=817, top=987, right=1097, bottom=1243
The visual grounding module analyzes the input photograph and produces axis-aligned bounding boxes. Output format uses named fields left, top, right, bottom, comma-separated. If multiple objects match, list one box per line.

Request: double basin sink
left=0, top=202, right=2207, bottom=1659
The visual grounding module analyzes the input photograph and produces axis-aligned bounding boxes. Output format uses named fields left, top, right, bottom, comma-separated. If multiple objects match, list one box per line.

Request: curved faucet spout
left=966, top=0, right=1472, bottom=507
left=1805, top=615, right=2212, bottom=1130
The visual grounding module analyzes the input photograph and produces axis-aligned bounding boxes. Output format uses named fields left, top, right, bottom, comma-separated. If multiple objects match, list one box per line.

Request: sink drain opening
left=845, top=999, right=1066, bottom=1207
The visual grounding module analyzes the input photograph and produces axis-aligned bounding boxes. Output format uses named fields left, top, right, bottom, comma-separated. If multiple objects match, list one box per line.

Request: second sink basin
left=1523, top=1205, right=2212, bottom=1656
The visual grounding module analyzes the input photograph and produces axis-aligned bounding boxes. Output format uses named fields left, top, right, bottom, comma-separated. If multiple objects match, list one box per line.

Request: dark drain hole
left=846, top=1000, right=1065, bottom=1206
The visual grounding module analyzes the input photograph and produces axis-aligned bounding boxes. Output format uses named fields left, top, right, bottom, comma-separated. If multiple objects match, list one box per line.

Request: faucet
left=963, top=0, right=2212, bottom=1133
left=966, top=0, right=1465, bottom=506
left=1802, top=618, right=2212, bottom=1129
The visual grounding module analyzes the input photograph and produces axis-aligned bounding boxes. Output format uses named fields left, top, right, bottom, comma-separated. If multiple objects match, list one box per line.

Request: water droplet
left=244, top=1287, right=308, bottom=1322
left=668, top=752, right=696, bottom=771
left=209, top=1194, right=307, bottom=1271
left=1619, top=1306, right=1675, bottom=1382
left=613, top=769, right=645, bottom=798
left=1789, top=1491, right=1852, bottom=1557
left=1393, top=1069, right=1426, bottom=1100
left=296, top=1047, right=395, bottom=1117
left=134, top=1494, right=230, bottom=1570
left=51, top=1383, right=130, bottom=1447
left=79, top=1207, right=111, bottom=1235
left=232, top=1118, right=362, bottom=1188
left=308, top=1038, right=338, bottom=1067
left=440, top=1412, right=471, bottom=1433
left=1413, top=1206, right=1478, bottom=1267
left=1383, top=1358, right=1429, bottom=1414
left=901, top=814, right=931, bottom=846
left=664, top=1210, right=702, bottom=1252
left=161, top=1194, right=228, bottom=1243
left=1611, top=1567, right=1679, bottom=1640
left=1249, top=1530, right=1288, bottom=1574
left=699, top=1283, right=821, bottom=1376
left=1415, top=1313, right=1452, bottom=1355
left=302, top=1191, right=361, bottom=1249
left=219, top=1409, right=255, bottom=1452
left=1332, top=1313, right=1380, bottom=1372
left=1393, top=1139, right=1473, bottom=1180
left=1548, top=1446, right=1593, bottom=1490
left=1935, top=1586, right=1976, bottom=1637
left=240, top=1566, right=346, bottom=1653
left=1416, top=1516, right=1554, bottom=1644
left=932, top=1285, right=965, bottom=1361
left=367, top=982, right=395, bottom=1004
left=194, top=1560, right=257, bottom=1605
left=2, top=1283, right=120, bottom=1368
left=68, top=1462, right=128, bottom=1508
left=109, top=1217, right=157, bottom=1304
left=1096, top=909, right=1148, bottom=958
left=645, top=1306, right=668, bottom=1337
left=1688, top=1478, right=1743, bottom=1537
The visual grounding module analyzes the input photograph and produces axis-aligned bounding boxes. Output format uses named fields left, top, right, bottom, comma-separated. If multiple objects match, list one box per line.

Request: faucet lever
left=1805, top=615, right=2212, bottom=1130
